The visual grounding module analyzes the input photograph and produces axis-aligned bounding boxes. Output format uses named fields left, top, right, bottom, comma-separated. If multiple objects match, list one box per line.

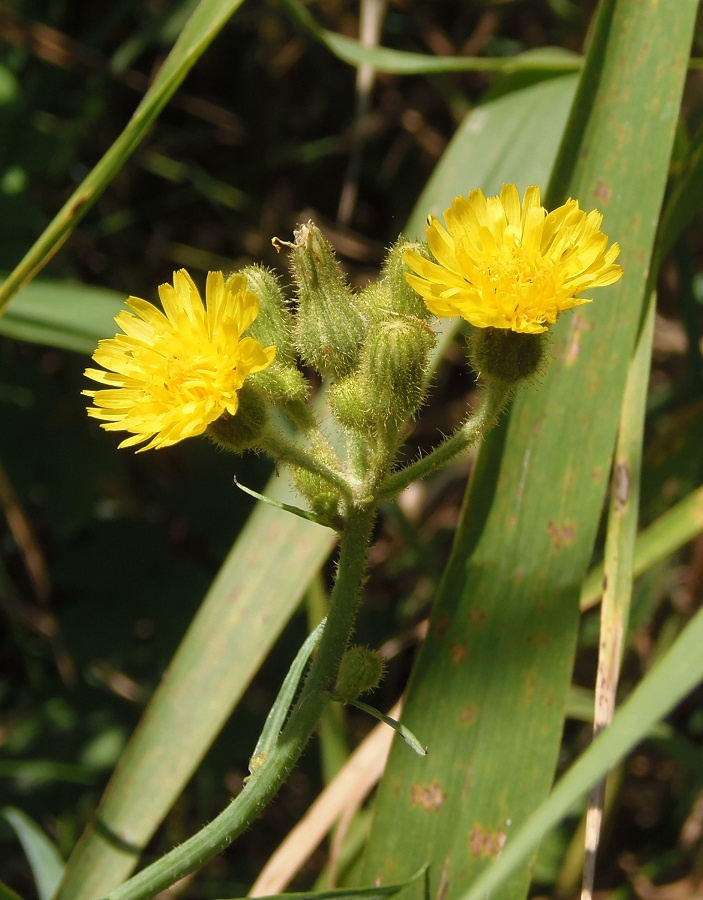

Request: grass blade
left=1, top=807, right=64, bottom=900
left=460, top=602, right=703, bottom=900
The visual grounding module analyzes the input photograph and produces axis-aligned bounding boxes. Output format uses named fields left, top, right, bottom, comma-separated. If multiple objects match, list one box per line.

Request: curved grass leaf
left=223, top=866, right=427, bottom=900
left=1, top=807, right=64, bottom=900
left=279, top=0, right=580, bottom=75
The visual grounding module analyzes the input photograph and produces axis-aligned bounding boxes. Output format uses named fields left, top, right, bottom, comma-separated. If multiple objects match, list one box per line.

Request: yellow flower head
left=404, top=184, right=623, bottom=334
left=84, top=269, right=276, bottom=451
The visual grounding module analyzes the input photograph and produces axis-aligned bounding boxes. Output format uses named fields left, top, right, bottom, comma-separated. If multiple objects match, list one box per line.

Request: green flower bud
left=328, top=374, right=372, bottom=432
left=282, top=221, right=366, bottom=378
left=206, top=382, right=269, bottom=452
left=335, top=646, right=385, bottom=701
left=289, top=432, right=344, bottom=527
left=250, top=363, right=310, bottom=406
left=467, top=327, right=547, bottom=386
left=238, top=265, right=295, bottom=366
left=376, top=237, right=433, bottom=320
left=361, top=318, right=436, bottom=432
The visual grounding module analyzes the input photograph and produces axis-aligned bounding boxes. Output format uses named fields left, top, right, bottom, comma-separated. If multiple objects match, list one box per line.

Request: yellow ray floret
left=84, top=269, right=276, bottom=451
left=404, top=184, right=623, bottom=334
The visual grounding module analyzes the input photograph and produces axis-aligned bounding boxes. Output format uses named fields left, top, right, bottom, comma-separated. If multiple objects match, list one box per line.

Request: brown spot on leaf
left=594, top=180, right=612, bottom=204
left=411, top=780, right=446, bottom=811
left=547, top=520, right=575, bottom=550
left=433, top=612, right=451, bottom=641
left=449, top=640, right=466, bottom=663
left=460, top=705, right=477, bottom=724
left=469, top=825, right=507, bottom=858
left=469, top=607, right=487, bottom=625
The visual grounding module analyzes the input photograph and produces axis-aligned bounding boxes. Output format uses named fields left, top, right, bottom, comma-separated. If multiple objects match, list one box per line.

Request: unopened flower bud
left=283, top=222, right=367, bottom=378
left=328, top=374, right=372, bottom=432
left=206, top=382, right=269, bottom=452
left=376, top=238, right=433, bottom=319
left=239, top=265, right=295, bottom=366
left=289, top=433, right=344, bottom=527
left=467, top=327, right=546, bottom=386
left=335, top=646, right=385, bottom=701
left=362, top=318, right=435, bottom=431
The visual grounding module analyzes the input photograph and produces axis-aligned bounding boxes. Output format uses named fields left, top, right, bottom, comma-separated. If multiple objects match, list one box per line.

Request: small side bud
left=467, top=327, right=547, bottom=386
left=288, top=432, right=343, bottom=527
left=206, top=382, right=269, bottom=452
left=362, top=318, right=436, bottom=431
left=250, top=363, right=310, bottom=406
left=377, top=238, right=434, bottom=319
left=239, top=265, right=296, bottom=367
left=335, top=646, right=385, bottom=701
left=284, top=222, right=366, bottom=378
left=328, top=374, right=372, bottom=432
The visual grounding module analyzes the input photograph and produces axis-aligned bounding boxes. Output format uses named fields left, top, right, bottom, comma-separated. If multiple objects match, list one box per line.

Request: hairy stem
left=105, top=503, right=376, bottom=900
left=379, top=378, right=512, bottom=500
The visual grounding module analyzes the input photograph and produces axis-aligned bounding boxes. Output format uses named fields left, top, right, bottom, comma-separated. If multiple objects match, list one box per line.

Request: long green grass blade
left=459, top=602, right=703, bottom=900
left=360, top=3, right=696, bottom=900
left=55, top=498, right=336, bottom=900
left=56, top=72, right=576, bottom=897
left=279, top=0, right=580, bottom=76
left=0, top=0, right=247, bottom=315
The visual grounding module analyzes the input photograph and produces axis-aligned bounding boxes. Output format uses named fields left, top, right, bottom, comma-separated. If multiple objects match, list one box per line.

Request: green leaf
left=0, top=278, right=124, bottom=354
left=1, top=807, right=64, bottom=900
left=249, top=618, right=327, bottom=777
left=279, top=0, right=580, bottom=76
left=214, top=865, right=428, bottom=900
left=0, top=881, right=25, bottom=900
left=359, top=2, right=697, bottom=900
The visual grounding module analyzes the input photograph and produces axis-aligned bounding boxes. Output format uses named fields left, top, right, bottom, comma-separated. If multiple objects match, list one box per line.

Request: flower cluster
left=84, top=184, right=622, bottom=462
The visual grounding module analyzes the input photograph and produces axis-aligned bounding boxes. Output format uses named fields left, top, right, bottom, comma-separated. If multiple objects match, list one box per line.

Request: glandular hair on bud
left=206, top=382, right=269, bottom=452
left=362, top=318, right=436, bottom=431
left=467, top=327, right=547, bottom=386
left=238, top=266, right=296, bottom=367
left=335, top=646, right=385, bottom=701
left=287, top=221, right=367, bottom=378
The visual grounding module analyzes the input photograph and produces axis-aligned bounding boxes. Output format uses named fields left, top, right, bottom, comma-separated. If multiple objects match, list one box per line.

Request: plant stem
left=105, top=502, right=376, bottom=900
left=378, top=378, right=511, bottom=500
left=259, top=423, right=355, bottom=500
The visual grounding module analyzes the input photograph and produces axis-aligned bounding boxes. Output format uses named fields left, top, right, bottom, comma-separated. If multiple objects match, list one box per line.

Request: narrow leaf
left=1, top=807, right=64, bottom=900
